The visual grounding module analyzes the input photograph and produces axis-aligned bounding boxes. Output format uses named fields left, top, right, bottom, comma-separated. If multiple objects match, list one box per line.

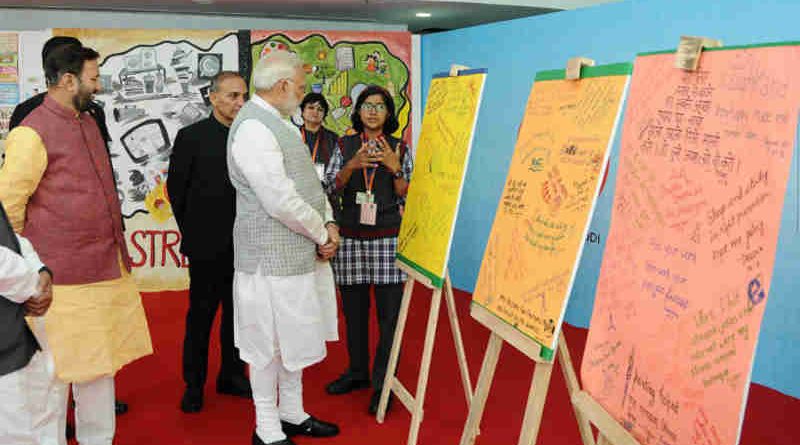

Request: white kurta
left=229, top=95, right=338, bottom=372
left=0, top=235, right=44, bottom=302
left=0, top=234, right=48, bottom=445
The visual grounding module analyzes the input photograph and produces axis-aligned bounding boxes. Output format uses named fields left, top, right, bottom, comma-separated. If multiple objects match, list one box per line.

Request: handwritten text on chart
left=581, top=46, right=800, bottom=445
left=396, top=73, right=486, bottom=283
left=473, top=68, right=630, bottom=350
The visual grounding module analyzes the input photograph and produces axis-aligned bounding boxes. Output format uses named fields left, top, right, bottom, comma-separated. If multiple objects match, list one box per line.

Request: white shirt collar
left=250, top=94, right=300, bottom=134
left=251, top=94, right=284, bottom=118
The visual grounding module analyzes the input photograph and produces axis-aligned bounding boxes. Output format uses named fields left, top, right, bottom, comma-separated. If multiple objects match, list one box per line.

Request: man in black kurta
left=167, top=71, right=252, bottom=413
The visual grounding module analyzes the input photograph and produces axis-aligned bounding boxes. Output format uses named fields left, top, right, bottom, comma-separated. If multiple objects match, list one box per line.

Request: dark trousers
left=340, top=283, right=404, bottom=391
left=182, top=255, right=245, bottom=390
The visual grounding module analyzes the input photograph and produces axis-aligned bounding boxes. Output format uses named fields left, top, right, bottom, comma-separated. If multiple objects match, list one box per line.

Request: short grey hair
left=252, top=50, right=303, bottom=91
left=209, top=71, right=243, bottom=92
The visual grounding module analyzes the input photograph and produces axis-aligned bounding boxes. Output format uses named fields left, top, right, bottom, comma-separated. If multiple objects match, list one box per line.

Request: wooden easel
left=375, top=266, right=474, bottom=445
left=375, top=62, right=480, bottom=445
left=571, top=389, right=642, bottom=445
left=458, top=305, right=595, bottom=445
left=458, top=55, right=618, bottom=445
left=563, top=37, right=720, bottom=445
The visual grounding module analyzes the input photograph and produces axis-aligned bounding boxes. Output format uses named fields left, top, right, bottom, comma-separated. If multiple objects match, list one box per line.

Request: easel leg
left=458, top=333, right=503, bottom=445
left=557, top=332, right=596, bottom=445
left=444, top=274, right=474, bottom=405
left=406, top=286, right=444, bottom=445
left=377, top=279, right=415, bottom=423
left=517, top=360, right=555, bottom=445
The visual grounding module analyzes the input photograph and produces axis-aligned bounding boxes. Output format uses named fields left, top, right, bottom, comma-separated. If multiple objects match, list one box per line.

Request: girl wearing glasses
left=323, top=85, right=413, bottom=415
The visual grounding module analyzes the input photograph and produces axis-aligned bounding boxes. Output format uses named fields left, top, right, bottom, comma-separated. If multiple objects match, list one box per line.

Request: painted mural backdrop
left=57, top=29, right=241, bottom=291
left=250, top=30, right=412, bottom=140
left=49, top=29, right=411, bottom=292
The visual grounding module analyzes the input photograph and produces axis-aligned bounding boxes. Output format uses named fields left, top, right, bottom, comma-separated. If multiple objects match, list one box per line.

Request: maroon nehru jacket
left=19, top=95, right=130, bottom=285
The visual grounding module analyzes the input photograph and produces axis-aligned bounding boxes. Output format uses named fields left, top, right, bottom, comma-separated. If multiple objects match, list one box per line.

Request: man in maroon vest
left=0, top=43, right=152, bottom=445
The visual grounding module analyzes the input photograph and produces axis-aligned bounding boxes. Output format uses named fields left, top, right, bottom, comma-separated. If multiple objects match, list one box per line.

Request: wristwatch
left=392, top=170, right=404, bottom=180
left=38, top=266, right=53, bottom=279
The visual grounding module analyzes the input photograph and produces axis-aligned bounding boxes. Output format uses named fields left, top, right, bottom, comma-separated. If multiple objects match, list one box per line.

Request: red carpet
left=94, top=282, right=797, bottom=444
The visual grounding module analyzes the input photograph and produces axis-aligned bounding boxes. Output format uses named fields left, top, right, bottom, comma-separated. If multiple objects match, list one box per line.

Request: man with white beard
left=227, top=51, right=341, bottom=445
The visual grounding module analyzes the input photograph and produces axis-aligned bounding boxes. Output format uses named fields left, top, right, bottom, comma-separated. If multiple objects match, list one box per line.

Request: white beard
left=283, top=96, right=301, bottom=116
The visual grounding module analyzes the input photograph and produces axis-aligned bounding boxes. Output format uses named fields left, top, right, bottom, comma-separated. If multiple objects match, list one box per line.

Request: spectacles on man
left=361, top=103, right=387, bottom=113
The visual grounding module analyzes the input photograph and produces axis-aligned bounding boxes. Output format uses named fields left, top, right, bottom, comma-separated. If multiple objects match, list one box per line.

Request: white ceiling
left=0, top=0, right=620, bottom=33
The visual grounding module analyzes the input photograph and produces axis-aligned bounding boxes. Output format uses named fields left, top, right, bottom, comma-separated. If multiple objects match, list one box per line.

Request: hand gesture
left=345, top=143, right=380, bottom=170
left=25, top=271, right=53, bottom=317
left=374, top=137, right=402, bottom=174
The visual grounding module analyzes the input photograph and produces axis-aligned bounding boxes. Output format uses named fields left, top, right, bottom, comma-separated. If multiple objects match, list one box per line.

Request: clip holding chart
left=675, top=35, right=722, bottom=70
left=449, top=64, right=471, bottom=76
left=566, top=57, right=596, bottom=80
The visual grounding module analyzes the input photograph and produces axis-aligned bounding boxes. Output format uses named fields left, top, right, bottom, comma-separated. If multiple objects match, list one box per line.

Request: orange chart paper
left=472, top=63, right=631, bottom=359
left=581, top=44, right=800, bottom=445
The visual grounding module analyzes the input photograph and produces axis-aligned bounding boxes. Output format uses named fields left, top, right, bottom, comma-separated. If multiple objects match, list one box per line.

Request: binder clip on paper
left=566, top=57, right=595, bottom=80
left=449, top=64, right=470, bottom=77
left=675, top=35, right=722, bottom=71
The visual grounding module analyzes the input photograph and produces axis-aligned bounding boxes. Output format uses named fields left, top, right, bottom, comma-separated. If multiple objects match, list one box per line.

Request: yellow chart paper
left=397, top=70, right=486, bottom=287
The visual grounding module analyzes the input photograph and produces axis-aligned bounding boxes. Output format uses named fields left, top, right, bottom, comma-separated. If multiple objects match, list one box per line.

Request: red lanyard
left=301, top=127, right=321, bottom=163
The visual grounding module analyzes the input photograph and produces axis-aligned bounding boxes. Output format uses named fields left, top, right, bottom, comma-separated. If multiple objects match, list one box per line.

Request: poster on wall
left=0, top=32, right=19, bottom=141
left=56, top=29, right=242, bottom=291
left=250, top=30, right=412, bottom=141
left=0, top=32, right=18, bottom=83
left=580, top=43, right=800, bottom=445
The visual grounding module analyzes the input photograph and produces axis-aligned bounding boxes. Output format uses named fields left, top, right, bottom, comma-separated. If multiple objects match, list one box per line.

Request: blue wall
left=421, top=0, right=800, bottom=398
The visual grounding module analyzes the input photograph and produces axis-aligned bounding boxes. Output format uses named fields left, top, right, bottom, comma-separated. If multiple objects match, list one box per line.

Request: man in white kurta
left=227, top=51, right=340, bottom=445
left=0, top=224, right=51, bottom=445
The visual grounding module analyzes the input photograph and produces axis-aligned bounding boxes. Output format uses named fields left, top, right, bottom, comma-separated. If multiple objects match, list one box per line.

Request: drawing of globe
left=198, top=55, right=221, bottom=77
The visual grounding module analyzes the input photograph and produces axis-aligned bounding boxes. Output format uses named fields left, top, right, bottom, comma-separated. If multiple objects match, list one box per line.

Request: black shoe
left=281, top=416, right=340, bottom=438
left=369, top=390, right=393, bottom=415
left=66, top=423, right=75, bottom=440
left=180, top=387, right=203, bottom=413
left=325, top=372, right=370, bottom=395
left=252, top=432, right=296, bottom=445
left=216, top=374, right=252, bottom=398
left=115, top=399, right=129, bottom=415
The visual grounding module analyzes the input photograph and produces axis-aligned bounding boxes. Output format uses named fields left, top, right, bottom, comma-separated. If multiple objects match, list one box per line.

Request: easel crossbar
left=573, top=391, right=642, bottom=445
left=390, top=377, right=416, bottom=413
left=376, top=272, right=474, bottom=445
